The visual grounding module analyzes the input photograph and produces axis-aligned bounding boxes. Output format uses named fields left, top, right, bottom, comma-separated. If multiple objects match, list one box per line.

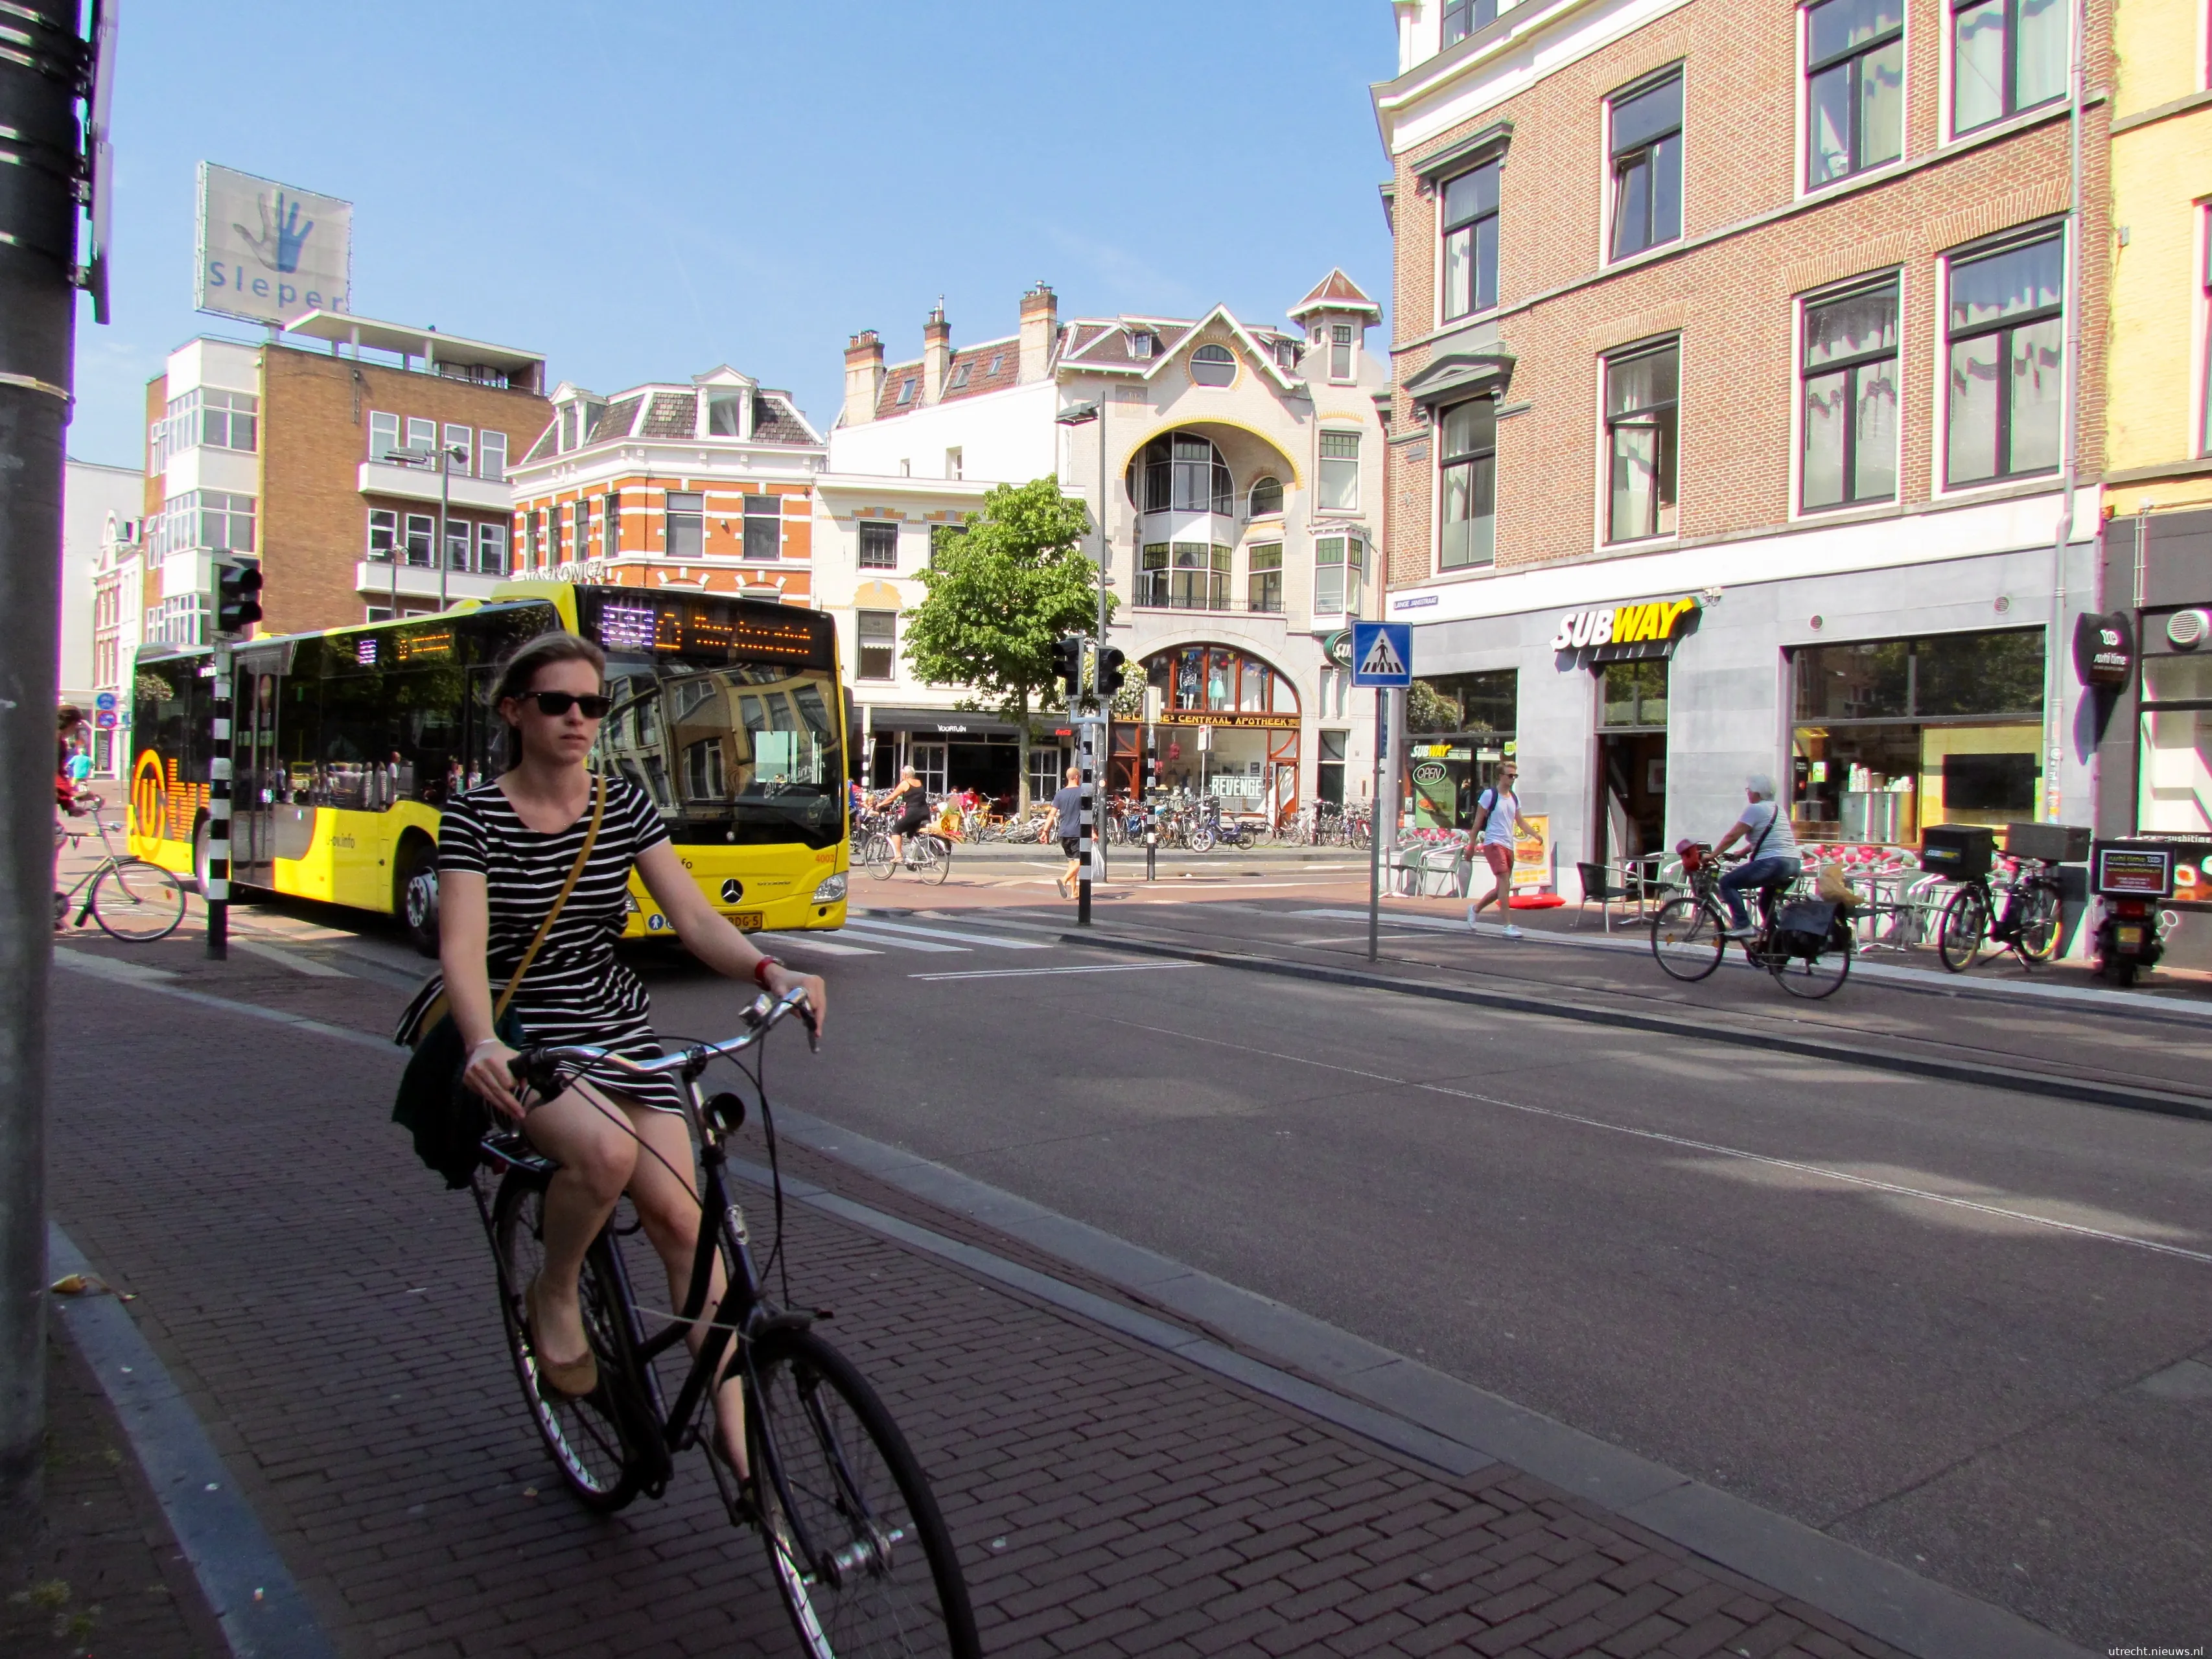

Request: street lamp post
left=390, top=441, right=470, bottom=612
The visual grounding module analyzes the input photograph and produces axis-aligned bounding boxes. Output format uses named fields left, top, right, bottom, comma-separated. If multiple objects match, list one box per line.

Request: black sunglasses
left=518, top=691, right=612, bottom=719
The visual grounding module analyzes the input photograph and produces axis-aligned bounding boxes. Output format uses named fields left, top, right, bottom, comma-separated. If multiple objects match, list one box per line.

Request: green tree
left=901, top=478, right=1112, bottom=807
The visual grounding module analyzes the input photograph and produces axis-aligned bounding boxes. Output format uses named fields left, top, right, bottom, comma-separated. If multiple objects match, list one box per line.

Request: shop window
left=2139, top=655, right=2212, bottom=832
left=1319, top=432, right=1361, bottom=511
left=666, top=491, right=704, bottom=561
left=1317, top=729, right=1348, bottom=805
left=1609, top=70, right=1683, bottom=261
left=1946, top=234, right=2063, bottom=485
left=1152, top=645, right=1297, bottom=716
left=1439, top=398, right=1497, bottom=568
left=859, top=522, right=898, bottom=569
left=1605, top=342, right=1679, bottom=541
left=1951, top=0, right=2066, bottom=135
left=1191, top=344, right=1236, bottom=386
left=1806, top=0, right=1903, bottom=189
left=1411, top=670, right=1517, bottom=736
left=1314, top=535, right=1368, bottom=615
left=1599, top=660, right=1670, bottom=728
left=1802, top=280, right=1900, bottom=509
left=856, top=611, right=896, bottom=680
left=1250, top=476, right=1284, bottom=517
left=1248, top=543, right=1283, bottom=612
left=1442, top=162, right=1500, bottom=321
left=367, top=509, right=398, bottom=561
left=744, top=495, right=781, bottom=561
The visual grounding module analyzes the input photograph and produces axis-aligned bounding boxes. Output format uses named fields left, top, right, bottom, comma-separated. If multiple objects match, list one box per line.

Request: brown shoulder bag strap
left=493, top=772, right=605, bottom=1021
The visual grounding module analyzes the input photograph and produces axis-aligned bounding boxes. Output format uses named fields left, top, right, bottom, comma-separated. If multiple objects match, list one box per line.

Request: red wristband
left=752, top=955, right=780, bottom=989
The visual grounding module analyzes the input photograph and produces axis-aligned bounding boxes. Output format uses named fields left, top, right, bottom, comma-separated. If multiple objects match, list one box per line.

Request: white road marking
left=1106, top=1017, right=2212, bottom=1268
left=843, top=916, right=1049, bottom=949
left=911, top=964, right=1198, bottom=982
left=835, top=926, right=968, bottom=953
left=767, top=934, right=883, bottom=957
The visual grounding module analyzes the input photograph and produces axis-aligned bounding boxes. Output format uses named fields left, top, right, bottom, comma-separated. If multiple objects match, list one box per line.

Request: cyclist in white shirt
left=1714, top=773, right=1801, bottom=937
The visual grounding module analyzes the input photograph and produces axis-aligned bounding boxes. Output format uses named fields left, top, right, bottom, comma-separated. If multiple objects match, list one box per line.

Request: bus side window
left=319, top=657, right=389, bottom=811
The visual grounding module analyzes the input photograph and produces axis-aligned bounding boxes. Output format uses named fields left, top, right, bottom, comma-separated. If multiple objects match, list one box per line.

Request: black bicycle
left=471, top=990, right=979, bottom=1658
left=1649, top=842, right=1853, bottom=999
left=1935, top=851, right=2063, bottom=973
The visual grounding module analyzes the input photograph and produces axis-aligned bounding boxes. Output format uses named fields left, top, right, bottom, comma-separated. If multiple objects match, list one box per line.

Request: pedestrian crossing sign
left=1351, top=621, right=1412, bottom=686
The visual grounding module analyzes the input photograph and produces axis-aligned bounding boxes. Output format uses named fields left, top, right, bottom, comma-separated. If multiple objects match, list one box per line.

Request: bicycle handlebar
left=511, top=986, right=819, bottom=1094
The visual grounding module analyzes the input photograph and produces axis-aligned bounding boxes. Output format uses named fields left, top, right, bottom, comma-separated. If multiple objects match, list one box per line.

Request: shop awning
left=862, top=706, right=1025, bottom=737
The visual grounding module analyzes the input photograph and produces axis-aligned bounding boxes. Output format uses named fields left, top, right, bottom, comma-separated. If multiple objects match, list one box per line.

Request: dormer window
left=895, top=377, right=916, bottom=406
left=1128, top=330, right=1156, bottom=360
left=706, top=389, right=747, bottom=437
left=1191, top=344, right=1236, bottom=387
left=949, top=362, right=972, bottom=391
left=987, top=351, right=1004, bottom=376
left=1274, top=338, right=1301, bottom=370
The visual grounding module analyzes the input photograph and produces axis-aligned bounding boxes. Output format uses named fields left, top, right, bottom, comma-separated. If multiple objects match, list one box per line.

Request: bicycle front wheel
left=90, top=860, right=188, bottom=942
left=1650, top=896, right=1725, bottom=982
left=749, top=1326, right=979, bottom=1659
left=914, top=837, right=950, bottom=886
left=862, top=833, right=895, bottom=881
left=2014, top=881, right=2062, bottom=963
left=1937, top=885, right=1989, bottom=973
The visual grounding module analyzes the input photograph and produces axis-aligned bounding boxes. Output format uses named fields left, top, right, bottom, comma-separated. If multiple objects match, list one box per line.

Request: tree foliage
left=901, top=477, right=1114, bottom=805
left=1408, top=678, right=1463, bottom=734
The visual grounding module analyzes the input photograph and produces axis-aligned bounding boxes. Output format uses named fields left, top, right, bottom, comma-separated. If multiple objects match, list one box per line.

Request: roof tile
left=641, top=391, right=697, bottom=439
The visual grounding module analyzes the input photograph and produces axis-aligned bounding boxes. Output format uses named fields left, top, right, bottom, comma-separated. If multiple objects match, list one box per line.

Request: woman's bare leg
left=518, top=1083, right=638, bottom=1365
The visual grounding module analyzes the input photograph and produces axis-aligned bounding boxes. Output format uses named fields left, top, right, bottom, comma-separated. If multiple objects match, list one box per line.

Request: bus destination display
left=587, top=593, right=828, bottom=667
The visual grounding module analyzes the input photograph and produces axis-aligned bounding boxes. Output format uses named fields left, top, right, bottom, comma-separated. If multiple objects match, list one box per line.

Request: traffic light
left=1050, top=634, right=1084, bottom=696
left=215, top=559, right=263, bottom=636
left=1094, top=645, right=1127, bottom=700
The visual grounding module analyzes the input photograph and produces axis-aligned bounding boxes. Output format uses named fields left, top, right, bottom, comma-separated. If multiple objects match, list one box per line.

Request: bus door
left=233, top=655, right=279, bottom=884
left=462, top=664, right=504, bottom=793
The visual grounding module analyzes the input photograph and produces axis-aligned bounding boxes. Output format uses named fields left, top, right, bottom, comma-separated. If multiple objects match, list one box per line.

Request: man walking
left=1045, top=765, right=1086, bottom=898
left=1467, top=761, right=1526, bottom=940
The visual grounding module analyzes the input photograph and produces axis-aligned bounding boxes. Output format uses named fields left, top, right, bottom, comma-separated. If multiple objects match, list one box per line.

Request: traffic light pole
left=1077, top=717, right=1095, bottom=927
left=205, top=641, right=231, bottom=958
left=0, top=0, right=84, bottom=1529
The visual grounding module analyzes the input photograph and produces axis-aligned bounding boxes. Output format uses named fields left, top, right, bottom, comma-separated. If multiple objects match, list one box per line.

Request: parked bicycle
left=1935, top=850, right=2064, bottom=973
left=478, top=989, right=979, bottom=1658
left=1649, top=842, right=1853, bottom=999
left=52, top=791, right=188, bottom=942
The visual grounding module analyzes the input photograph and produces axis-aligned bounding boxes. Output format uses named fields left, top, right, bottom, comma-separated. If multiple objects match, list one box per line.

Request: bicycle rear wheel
left=2013, top=881, right=2062, bottom=963
left=489, top=1172, right=651, bottom=1512
left=914, top=837, right=950, bottom=886
left=1937, top=885, right=1988, bottom=973
left=90, top=860, right=187, bottom=942
left=1650, top=896, right=1725, bottom=981
left=1770, top=932, right=1851, bottom=999
left=749, top=1325, right=979, bottom=1659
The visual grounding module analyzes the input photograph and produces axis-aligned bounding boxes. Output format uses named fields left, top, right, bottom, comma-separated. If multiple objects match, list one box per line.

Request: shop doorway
left=1595, top=660, right=1668, bottom=866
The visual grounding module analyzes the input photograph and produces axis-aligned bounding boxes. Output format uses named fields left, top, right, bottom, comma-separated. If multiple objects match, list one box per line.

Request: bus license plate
left=728, top=911, right=763, bottom=931
left=2116, top=925, right=2143, bottom=949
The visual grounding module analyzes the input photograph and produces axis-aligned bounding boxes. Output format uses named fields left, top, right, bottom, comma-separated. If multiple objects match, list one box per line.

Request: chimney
left=843, top=331, right=885, bottom=426
left=1018, top=281, right=1057, bottom=384
left=920, top=301, right=951, bottom=406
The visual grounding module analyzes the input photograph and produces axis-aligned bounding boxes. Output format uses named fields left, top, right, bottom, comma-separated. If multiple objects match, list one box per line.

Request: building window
left=857, top=610, right=896, bottom=680
left=743, top=495, right=781, bottom=560
left=572, top=501, right=590, bottom=564
left=1315, top=535, right=1367, bottom=614
left=1609, top=71, right=1683, bottom=261
left=2204, top=209, right=2212, bottom=457
left=1191, top=343, right=1236, bottom=386
left=706, top=389, right=747, bottom=437
left=367, top=509, right=398, bottom=561
left=169, top=489, right=255, bottom=553
left=478, top=430, right=507, bottom=482
left=1140, top=544, right=1170, bottom=606
left=406, top=416, right=436, bottom=459
left=1131, top=433, right=1233, bottom=514
left=948, top=362, right=972, bottom=392
left=1317, top=729, right=1348, bottom=805
left=1161, top=542, right=1230, bottom=610
left=526, top=509, right=542, bottom=567
left=1249, top=476, right=1284, bottom=517
left=444, top=423, right=472, bottom=475
left=1128, top=330, right=1156, bottom=360
left=2139, top=653, right=2212, bottom=831
left=1806, top=0, right=1903, bottom=187
left=894, top=377, right=916, bottom=405
left=445, top=518, right=471, bottom=572
left=1946, top=233, right=2063, bottom=485
left=1442, top=162, right=1501, bottom=321
left=1439, top=398, right=1498, bottom=569
left=200, top=389, right=258, bottom=451
left=1952, top=0, right=2067, bottom=134
left=1802, top=281, right=1900, bottom=509
left=1319, top=432, right=1362, bottom=512
left=1441, top=0, right=1497, bottom=47
left=404, top=513, right=435, bottom=566
left=477, top=521, right=508, bottom=575
left=1331, top=326, right=1354, bottom=380
left=1605, top=342, right=1680, bottom=542
left=1248, top=543, right=1283, bottom=612
left=603, top=492, right=620, bottom=559
left=859, top=522, right=898, bottom=570
left=369, top=411, right=401, bottom=463
left=945, top=447, right=963, bottom=478
left=667, top=491, right=704, bottom=561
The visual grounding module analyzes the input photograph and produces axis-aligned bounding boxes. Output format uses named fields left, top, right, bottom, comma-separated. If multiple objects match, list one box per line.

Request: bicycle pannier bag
left=1772, top=898, right=1839, bottom=960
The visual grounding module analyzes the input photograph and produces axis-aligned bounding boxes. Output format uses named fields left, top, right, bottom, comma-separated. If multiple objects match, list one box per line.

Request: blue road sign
left=1351, top=621, right=1412, bottom=687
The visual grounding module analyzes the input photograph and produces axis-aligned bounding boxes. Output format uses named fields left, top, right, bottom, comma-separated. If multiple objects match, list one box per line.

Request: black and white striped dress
left=430, top=772, right=686, bottom=1115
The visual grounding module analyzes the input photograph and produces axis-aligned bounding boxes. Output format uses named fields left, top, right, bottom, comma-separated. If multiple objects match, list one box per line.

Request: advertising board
left=196, top=163, right=352, bottom=329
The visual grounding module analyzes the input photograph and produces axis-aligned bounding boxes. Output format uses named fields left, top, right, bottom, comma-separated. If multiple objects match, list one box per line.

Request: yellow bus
left=128, top=582, right=852, bottom=953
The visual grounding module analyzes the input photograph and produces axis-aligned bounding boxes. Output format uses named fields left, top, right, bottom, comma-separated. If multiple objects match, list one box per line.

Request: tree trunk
left=1014, top=687, right=1032, bottom=813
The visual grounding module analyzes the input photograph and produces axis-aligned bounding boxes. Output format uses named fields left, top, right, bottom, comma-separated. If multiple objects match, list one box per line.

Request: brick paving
left=45, top=936, right=1905, bottom=1657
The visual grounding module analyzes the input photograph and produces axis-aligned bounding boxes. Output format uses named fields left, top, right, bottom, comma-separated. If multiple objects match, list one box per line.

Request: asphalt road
left=616, top=900, right=2212, bottom=1653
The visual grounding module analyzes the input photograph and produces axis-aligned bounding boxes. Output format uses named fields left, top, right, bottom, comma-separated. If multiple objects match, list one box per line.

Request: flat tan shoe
left=525, top=1278, right=599, bottom=1398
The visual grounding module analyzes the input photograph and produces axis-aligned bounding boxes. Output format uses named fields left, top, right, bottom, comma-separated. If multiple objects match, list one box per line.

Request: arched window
left=1249, top=476, right=1284, bottom=517
left=1190, top=343, right=1236, bottom=386
left=1126, top=432, right=1233, bottom=515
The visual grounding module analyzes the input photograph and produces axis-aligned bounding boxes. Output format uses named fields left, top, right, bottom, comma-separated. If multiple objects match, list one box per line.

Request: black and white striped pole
left=205, top=640, right=231, bottom=958
left=1077, top=715, right=1095, bottom=927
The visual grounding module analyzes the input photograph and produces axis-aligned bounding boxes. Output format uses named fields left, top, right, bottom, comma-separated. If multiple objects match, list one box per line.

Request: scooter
left=2093, top=893, right=2169, bottom=987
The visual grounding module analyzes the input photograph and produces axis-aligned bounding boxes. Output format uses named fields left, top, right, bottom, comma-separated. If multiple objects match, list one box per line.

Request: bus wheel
left=397, top=840, right=440, bottom=957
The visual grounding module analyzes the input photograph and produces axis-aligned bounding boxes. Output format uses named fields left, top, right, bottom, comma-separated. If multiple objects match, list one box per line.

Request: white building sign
left=195, top=163, right=351, bottom=328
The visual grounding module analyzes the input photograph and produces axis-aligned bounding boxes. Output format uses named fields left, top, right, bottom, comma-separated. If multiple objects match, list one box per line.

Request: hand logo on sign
left=236, top=191, right=315, bottom=275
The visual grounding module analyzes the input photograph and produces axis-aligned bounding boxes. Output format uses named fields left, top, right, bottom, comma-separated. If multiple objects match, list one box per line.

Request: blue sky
left=70, top=1, right=1399, bottom=469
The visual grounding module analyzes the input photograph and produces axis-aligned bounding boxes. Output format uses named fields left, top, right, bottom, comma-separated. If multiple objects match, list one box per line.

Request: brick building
left=503, top=367, right=825, bottom=609
left=139, top=313, right=550, bottom=640
left=1374, top=0, right=2108, bottom=879
left=817, top=281, right=1388, bottom=815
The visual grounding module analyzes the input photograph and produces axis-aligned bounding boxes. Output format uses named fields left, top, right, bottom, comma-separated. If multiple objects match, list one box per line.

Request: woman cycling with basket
left=423, top=631, right=828, bottom=1476
left=884, top=763, right=929, bottom=867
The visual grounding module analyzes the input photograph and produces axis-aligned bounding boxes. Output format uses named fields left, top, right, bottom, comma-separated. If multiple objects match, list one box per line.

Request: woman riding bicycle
left=436, top=631, right=828, bottom=1473
left=884, top=764, right=929, bottom=865
left=1712, top=772, right=1801, bottom=938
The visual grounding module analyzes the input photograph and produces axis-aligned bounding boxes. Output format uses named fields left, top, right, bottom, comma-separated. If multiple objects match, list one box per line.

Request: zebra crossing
left=769, top=911, right=1057, bottom=958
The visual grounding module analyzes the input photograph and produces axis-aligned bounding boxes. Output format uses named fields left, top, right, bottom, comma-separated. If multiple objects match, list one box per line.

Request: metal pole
left=0, top=0, right=83, bottom=1527
left=205, top=641, right=231, bottom=958
left=1077, top=715, right=1095, bottom=925
left=437, top=449, right=451, bottom=610
left=1368, top=686, right=1385, bottom=962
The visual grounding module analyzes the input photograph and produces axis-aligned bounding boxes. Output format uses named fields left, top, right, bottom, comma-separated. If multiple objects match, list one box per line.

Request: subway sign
left=1551, top=596, right=1701, bottom=662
